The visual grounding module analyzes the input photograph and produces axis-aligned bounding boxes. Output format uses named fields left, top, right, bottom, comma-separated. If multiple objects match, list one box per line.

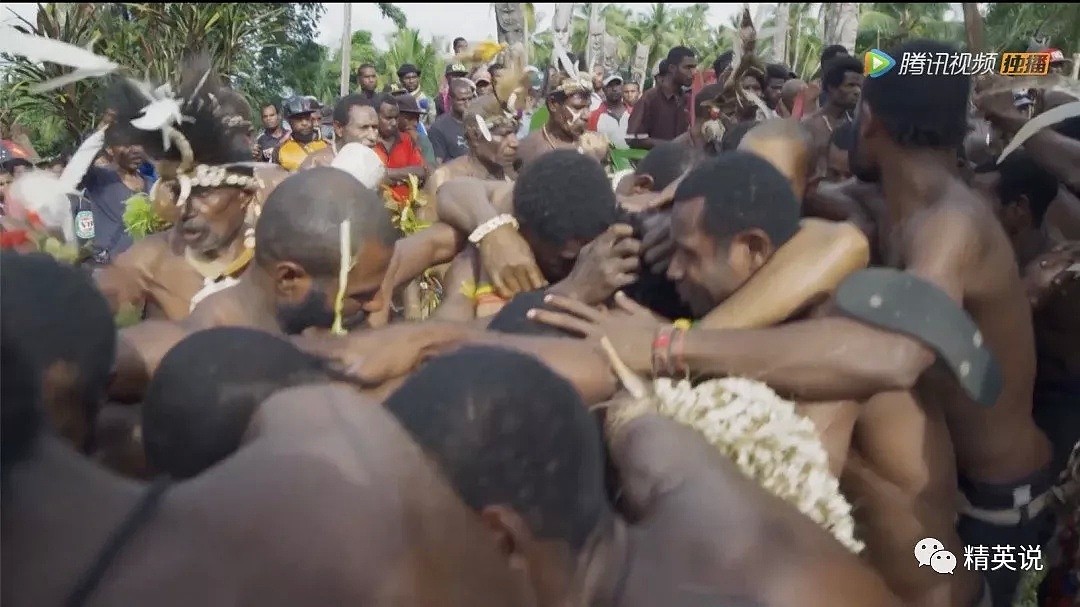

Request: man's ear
left=274, top=261, right=312, bottom=302
left=479, top=504, right=535, bottom=571
left=729, top=228, right=775, bottom=276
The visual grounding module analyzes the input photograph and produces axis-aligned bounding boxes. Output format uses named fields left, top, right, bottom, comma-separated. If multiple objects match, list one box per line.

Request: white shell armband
left=468, top=214, right=519, bottom=245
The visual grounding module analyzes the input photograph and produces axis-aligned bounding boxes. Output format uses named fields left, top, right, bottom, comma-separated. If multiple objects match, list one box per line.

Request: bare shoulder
left=184, top=287, right=248, bottom=331
left=166, top=384, right=526, bottom=605
left=112, top=231, right=172, bottom=272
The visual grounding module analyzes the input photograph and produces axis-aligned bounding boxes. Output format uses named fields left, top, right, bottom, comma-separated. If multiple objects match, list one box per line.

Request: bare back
left=891, top=180, right=1048, bottom=483
left=4, top=385, right=526, bottom=606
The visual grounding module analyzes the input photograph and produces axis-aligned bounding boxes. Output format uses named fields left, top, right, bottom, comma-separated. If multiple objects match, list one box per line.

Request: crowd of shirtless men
left=3, top=36, right=1080, bottom=607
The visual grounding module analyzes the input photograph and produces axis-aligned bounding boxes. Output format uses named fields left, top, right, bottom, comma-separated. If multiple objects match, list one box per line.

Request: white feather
left=10, top=171, right=78, bottom=244
left=552, top=38, right=576, bottom=78
left=59, top=130, right=105, bottom=194
left=998, top=101, right=1080, bottom=163
left=1, top=27, right=117, bottom=91
left=0, top=27, right=118, bottom=71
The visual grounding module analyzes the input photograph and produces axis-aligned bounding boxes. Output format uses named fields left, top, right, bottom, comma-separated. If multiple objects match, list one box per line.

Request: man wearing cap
left=272, top=96, right=329, bottom=172
left=397, top=64, right=436, bottom=127
left=587, top=73, right=632, bottom=149
left=437, top=63, right=470, bottom=116
left=429, top=78, right=476, bottom=164
left=395, top=94, right=438, bottom=168
left=1046, top=48, right=1071, bottom=76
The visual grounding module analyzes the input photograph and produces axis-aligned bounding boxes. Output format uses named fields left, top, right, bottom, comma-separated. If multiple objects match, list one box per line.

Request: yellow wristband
left=672, top=318, right=693, bottom=330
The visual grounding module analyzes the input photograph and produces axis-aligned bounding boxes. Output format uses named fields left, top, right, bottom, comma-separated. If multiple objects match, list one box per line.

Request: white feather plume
left=997, top=100, right=1080, bottom=163
left=0, top=26, right=118, bottom=91
left=10, top=171, right=78, bottom=244
left=58, top=129, right=105, bottom=194
left=126, top=78, right=193, bottom=151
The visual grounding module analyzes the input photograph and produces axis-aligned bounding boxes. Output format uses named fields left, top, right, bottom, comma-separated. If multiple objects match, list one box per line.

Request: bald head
left=255, top=167, right=398, bottom=276
left=780, top=79, right=807, bottom=114
left=738, top=118, right=813, bottom=202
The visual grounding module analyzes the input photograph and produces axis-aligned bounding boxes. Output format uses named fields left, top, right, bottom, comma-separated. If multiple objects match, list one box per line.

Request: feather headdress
left=452, top=40, right=508, bottom=69
left=106, top=53, right=263, bottom=208
left=545, top=39, right=592, bottom=99
left=463, top=43, right=534, bottom=142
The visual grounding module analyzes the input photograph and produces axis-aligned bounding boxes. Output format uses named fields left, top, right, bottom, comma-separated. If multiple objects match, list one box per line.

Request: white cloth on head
left=331, top=143, right=386, bottom=190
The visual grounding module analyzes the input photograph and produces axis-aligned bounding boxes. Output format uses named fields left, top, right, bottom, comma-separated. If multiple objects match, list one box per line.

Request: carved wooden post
left=586, top=3, right=605, bottom=73
left=494, top=3, right=526, bottom=47
left=552, top=3, right=575, bottom=68
left=339, top=3, right=352, bottom=97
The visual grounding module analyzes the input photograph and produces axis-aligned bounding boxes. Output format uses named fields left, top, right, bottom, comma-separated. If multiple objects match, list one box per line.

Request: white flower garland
left=651, top=377, right=865, bottom=553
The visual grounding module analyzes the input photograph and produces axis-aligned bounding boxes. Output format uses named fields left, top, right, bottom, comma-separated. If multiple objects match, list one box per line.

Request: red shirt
left=374, top=134, right=425, bottom=202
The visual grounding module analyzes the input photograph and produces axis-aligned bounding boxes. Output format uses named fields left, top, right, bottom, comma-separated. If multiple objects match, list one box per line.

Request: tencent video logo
left=865, top=49, right=896, bottom=78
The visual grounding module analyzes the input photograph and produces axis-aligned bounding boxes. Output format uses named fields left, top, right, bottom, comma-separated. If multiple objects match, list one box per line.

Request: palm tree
left=377, top=28, right=445, bottom=94
left=984, top=4, right=1080, bottom=53
left=857, top=3, right=964, bottom=51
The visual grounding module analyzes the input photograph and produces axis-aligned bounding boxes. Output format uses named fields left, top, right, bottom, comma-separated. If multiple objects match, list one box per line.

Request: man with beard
left=299, top=95, right=381, bottom=170
left=587, top=73, right=632, bottom=149
left=94, top=65, right=290, bottom=321
left=530, top=152, right=984, bottom=606
left=382, top=345, right=901, bottom=607
left=540, top=39, right=1051, bottom=607
left=273, top=96, right=329, bottom=171
left=92, top=63, right=291, bottom=321
left=107, top=167, right=398, bottom=402
left=517, top=69, right=602, bottom=166
left=627, top=47, right=696, bottom=150
left=802, top=56, right=863, bottom=183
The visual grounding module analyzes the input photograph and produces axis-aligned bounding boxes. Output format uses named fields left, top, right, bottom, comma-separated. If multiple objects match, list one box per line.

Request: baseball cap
left=395, top=94, right=426, bottom=115
left=602, top=73, right=624, bottom=87
left=445, top=63, right=468, bottom=76
left=1047, top=48, right=1067, bottom=64
left=282, top=96, right=318, bottom=118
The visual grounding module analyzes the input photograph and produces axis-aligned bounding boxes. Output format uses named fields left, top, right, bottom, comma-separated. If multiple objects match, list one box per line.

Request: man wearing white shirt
left=586, top=74, right=632, bottom=149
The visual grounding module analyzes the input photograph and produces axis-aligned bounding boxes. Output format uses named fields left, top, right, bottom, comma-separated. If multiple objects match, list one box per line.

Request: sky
left=316, top=3, right=761, bottom=51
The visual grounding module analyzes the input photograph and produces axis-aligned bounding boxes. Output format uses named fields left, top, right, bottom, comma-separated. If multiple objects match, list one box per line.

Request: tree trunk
left=961, top=3, right=985, bottom=53
left=822, top=3, right=857, bottom=49
left=339, top=3, right=352, bottom=97
left=494, top=3, right=526, bottom=47
left=772, top=3, right=789, bottom=64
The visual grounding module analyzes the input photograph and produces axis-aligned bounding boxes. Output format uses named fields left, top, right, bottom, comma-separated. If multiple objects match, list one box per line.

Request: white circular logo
left=74, top=210, right=95, bottom=240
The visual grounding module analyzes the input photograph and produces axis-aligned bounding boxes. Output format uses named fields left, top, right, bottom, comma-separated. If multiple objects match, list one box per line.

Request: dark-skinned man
left=272, top=96, right=329, bottom=172
left=626, top=46, right=697, bottom=150
left=802, top=55, right=864, bottom=184
left=534, top=39, right=1052, bottom=607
